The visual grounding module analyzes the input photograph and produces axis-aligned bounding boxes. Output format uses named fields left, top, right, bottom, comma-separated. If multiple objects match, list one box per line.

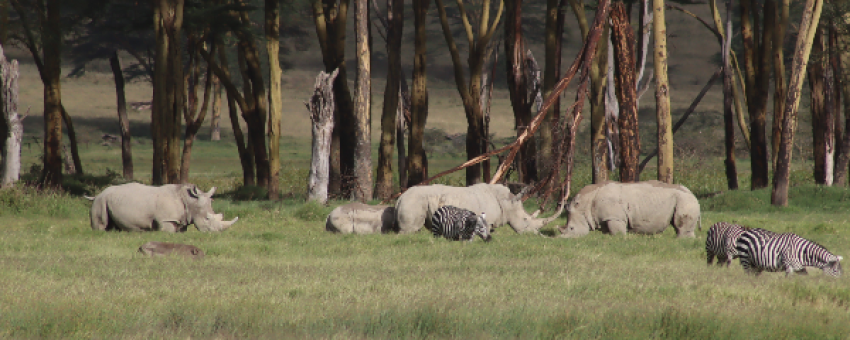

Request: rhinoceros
left=139, top=241, right=205, bottom=259
left=394, top=183, right=564, bottom=234
left=326, top=203, right=396, bottom=234
left=88, top=183, right=238, bottom=232
left=558, top=180, right=701, bottom=238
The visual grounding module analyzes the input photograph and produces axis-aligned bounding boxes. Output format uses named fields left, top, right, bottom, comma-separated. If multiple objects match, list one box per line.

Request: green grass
left=2, top=157, right=850, bottom=338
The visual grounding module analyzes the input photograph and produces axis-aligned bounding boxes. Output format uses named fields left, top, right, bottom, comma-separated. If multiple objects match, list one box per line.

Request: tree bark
left=179, top=37, right=214, bottom=184
left=771, top=0, right=823, bottom=206
left=151, top=0, right=184, bottom=185
left=353, top=0, right=373, bottom=201
left=375, top=0, right=403, bottom=200
left=740, top=0, right=772, bottom=189
left=722, top=0, right=738, bottom=189
left=267, top=0, right=282, bottom=199
left=835, top=15, right=850, bottom=186
left=653, top=0, right=673, bottom=184
left=610, top=2, right=639, bottom=183
left=109, top=51, right=133, bottom=180
left=407, top=0, right=430, bottom=187
left=1, top=45, right=22, bottom=188
left=541, top=0, right=568, bottom=182
left=210, top=75, right=222, bottom=141
left=771, top=0, right=789, bottom=169
left=39, top=0, right=62, bottom=188
left=808, top=28, right=829, bottom=185
left=505, top=0, right=538, bottom=184
left=307, top=70, right=338, bottom=205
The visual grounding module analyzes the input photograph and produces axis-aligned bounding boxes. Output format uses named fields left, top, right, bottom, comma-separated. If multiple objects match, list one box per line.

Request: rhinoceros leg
left=605, top=220, right=628, bottom=235
left=155, top=219, right=184, bottom=233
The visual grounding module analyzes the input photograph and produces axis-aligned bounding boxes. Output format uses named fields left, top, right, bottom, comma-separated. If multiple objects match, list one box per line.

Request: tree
left=505, top=0, right=539, bottom=184
left=179, top=35, right=216, bottom=183
left=307, top=69, right=339, bottom=204
left=808, top=28, right=834, bottom=185
left=772, top=0, right=824, bottom=206
left=610, top=2, right=639, bottom=183
left=108, top=51, right=134, bottom=180
left=374, top=0, right=405, bottom=200
left=653, top=0, right=673, bottom=183
left=312, top=0, right=355, bottom=197
left=1, top=44, right=23, bottom=188
left=151, top=0, right=184, bottom=185
left=540, top=0, right=568, bottom=183
left=721, top=0, right=738, bottom=189
left=407, top=0, right=430, bottom=187
left=267, top=0, right=282, bottom=199
left=352, top=0, right=372, bottom=200
left=434, top=0, right=503, bottom=185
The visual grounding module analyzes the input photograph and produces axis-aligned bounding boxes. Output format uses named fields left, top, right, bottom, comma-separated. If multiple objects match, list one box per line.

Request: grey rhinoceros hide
left=325, top=202, right=396, bottom=234
left=395, top=183, right=563, bottom=234
left=89, top=183, right=238, bottom=232
left=139, top=241, right=205, bottom=260
left=558, top=180, right=701, bottom=238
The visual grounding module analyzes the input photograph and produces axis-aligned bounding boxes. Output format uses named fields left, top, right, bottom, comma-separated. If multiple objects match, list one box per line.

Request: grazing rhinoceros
left=139, top=241, right=205, bottom=260
left=325, top=203, right=396, bottom=234
left=394, top=183, right=564, bottom=234
left=88, top=183, right=238, bottom=232
left=558, top=180, right=701, bottom=238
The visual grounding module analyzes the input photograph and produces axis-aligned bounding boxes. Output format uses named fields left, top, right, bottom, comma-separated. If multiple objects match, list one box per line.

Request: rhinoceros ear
left=205, top=187, right=217, bottom=197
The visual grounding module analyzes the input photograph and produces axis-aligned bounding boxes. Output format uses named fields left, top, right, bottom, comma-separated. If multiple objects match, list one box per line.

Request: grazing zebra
left=735, top=229, right=843, bottom=277
left=705, top=222, right=750, bottom=267
left=429, top=206, right=492, bottom=242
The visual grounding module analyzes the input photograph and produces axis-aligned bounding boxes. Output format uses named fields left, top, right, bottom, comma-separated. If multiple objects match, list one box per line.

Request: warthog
left=138, top=241, right=205, bottom=260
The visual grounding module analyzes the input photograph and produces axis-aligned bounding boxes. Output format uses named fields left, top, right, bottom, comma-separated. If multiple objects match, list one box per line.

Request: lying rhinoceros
left=395, top=183, right=564, bottom=234
left=558, top=180, right=701, bottom=238
left=326, top=202, right=396, bottom=234
left=88, top=183, right=238, bottom=232
left=139, top=241, right=205, bottom=259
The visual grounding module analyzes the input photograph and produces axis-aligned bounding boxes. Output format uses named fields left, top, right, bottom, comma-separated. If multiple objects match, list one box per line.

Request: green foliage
left=293, top=200, right=334, bottom=221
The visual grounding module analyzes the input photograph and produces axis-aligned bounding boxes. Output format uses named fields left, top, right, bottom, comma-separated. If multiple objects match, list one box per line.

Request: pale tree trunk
left=722, top=0, right=738, bottom=189
left=109, top=51, right=133, bottom=180
left=407, top=0, right=430, bottom=187
left=374, top=0, right=404, bottom=199
left=1, top=45, right=23, bottom=188
left=771, top=0, right=823, bottom=206
left=307, top=69, right=339, bottom=205
left=611, top=2, right=639, bottom=182
left=353, top=0, right=372, bottom=201
left=653, top=0, right=673, bottom=184
left=210, top=75, right=221, bottom=141
left=267, top=0, right=282, bottom=200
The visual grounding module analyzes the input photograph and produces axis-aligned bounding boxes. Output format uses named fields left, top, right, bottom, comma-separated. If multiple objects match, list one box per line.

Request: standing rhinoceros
left=325, top=202, right=396, bottom=234
left=558, top=180, right=701, bottom=238
left=88, top=183, right=238, bottom=232
left=394, top=183, right=564, bottom=234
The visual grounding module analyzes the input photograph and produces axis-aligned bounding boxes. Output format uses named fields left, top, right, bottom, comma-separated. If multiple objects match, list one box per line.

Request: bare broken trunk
left=1, top=45, right=23, bottom=188
left=307, top=70, right=339, bottom=205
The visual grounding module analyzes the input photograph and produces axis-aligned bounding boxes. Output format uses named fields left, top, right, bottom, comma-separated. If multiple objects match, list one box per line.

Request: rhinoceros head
left=557, top=192, right=593, bottom=238
left=502, top=189, right=565, bottom=233
left=183, top=186, right=238, bottom=232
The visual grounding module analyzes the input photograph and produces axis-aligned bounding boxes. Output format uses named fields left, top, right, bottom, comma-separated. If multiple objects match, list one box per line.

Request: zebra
left=429, top=205, right=492, bottom=242
left=735, top=229, right=843, bottom=277
left=705, top=222, right=750, bottom=267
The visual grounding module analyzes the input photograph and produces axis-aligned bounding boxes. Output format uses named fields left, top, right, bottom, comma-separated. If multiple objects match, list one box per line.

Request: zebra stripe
left=736, top=229, right=843, bottom=277
left=705, top=222, right=749, bottom=267
left=429, top=206, right=491, bottom=242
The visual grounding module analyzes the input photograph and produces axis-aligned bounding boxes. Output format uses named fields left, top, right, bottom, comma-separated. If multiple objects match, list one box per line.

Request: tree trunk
left=835, top=15, right=850, bottom=186
left=237, top=41, right=271, bottom=190
left=375, top=0, right=404, bottom=199
left=179, top=38, right=214, bottom=184
left=722, top=0, right=738, bottom=189
left=407, top=0, right=430, bottom=187
left=214, top=45, right=255, bottom=186
left=307, top=70, right=338, bottom=204
left=109, top=51, right=133, bottom=180
left=809, top=28, right=828, bottom=185
left=39, top=0, right=62, bottom=188
left=610, top=3, right=639, bottom=183
left=505, top=0, right=538, bottom=185
left=740, top=0, right=772, bottom=189
left=353, top=0, right=373, bottom=201
left=266, top=0, right=282, bottom=199
left=1, top=45, right=22, bottom=188
left=772, top=0, right=789, bottom=169
left=60, top=107, right=83, bottom=175
left=771, top=0, right=823, bottom=206
left=210, top=75, right=222, bottom=141
left=541, top=0, right=568, bottom=182
left=653, top=0, right=673, bottom=183
left=165, top=0, right=184, bottom=184
left=829, top=26, right=842, bottom=183
left=151, top=0, right=167, bottom=185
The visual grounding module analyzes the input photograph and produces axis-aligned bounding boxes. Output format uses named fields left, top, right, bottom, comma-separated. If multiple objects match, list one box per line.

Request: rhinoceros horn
left=206, top=212, right=238, bottom=231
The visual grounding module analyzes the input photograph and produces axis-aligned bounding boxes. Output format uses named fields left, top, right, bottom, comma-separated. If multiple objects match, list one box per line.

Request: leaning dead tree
left=306, top=69, right=339, bottom=204
left=1, top=44, right=23, bottom=188
left=394, top=0, right=612, bottom=207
